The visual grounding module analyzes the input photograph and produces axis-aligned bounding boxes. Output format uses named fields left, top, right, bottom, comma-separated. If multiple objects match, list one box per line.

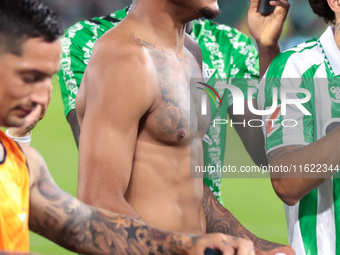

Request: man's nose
left=29, top=79, right=52, bottom=106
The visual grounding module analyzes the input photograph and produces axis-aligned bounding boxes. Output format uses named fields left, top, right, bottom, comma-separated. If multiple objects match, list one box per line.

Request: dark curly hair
left=309, top=0, right=335, bottom=24
left=0, top=0, right=63, bottom=55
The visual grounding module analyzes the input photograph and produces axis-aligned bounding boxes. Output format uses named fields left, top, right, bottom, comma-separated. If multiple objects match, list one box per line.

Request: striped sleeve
left=258, top=47, right=317, bottom=153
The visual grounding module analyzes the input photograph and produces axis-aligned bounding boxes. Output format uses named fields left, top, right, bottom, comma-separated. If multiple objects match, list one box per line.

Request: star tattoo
left=124, top=223, right=139, bottom=240
left=157, top=244, right=165, bottom=254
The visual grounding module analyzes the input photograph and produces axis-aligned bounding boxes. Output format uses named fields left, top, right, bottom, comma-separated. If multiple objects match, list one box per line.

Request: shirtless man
left=76, top=0, right=294, bottom=254
left=0, top=0, right=252, bottom=254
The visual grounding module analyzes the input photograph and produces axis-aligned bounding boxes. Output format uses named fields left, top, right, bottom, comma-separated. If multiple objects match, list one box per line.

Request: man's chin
left=199, top=6, right=221, bottom=19
left=5, top=117, right=26, bottom=129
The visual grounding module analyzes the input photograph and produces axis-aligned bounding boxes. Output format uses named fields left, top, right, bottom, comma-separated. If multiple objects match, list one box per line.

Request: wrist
left=7, top=128, right=30, bottom=137
left=167, top=233, right=196, bottom=255
left=6, top=129, right=32, bottom=145
left=256, top=41, right=280, bottom=53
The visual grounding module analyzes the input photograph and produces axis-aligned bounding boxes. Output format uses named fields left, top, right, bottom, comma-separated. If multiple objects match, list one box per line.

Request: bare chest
left=142, top=49, right=211, bottom=145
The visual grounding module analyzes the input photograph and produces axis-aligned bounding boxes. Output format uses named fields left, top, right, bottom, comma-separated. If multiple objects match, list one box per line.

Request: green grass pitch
left=28, top=76, right=288, bottom=254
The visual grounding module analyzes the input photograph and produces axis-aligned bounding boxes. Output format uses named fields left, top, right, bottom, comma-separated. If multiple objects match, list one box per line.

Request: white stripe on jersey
left=314, top=64, right=332, bottom=140
left=284, top=202, right=306, bottom=255
left=317, top=179, right=335, bottom=255
left=279, top=54, right=304, bottom=147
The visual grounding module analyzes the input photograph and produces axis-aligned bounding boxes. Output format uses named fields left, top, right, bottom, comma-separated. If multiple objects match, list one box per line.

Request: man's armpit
left=268, top=145, right=305, bottom=163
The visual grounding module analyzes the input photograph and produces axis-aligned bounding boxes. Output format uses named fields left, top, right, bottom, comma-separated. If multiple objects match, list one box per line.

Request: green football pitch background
left=28, top=77, right=289, bottom=254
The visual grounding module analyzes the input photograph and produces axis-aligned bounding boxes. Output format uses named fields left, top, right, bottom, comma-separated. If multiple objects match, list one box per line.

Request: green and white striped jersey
left=258, top=26, right=340, bottom=255
left=57, top=7, right=259, bottom=205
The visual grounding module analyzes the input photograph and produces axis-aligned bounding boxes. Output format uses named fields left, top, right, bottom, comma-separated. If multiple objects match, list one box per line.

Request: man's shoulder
left=266, top=38, right=322, bottom=78
left=282, top=38, right=320, bottom=58
left=82, top=28, right=156, bottom=112
left=16, top=142, right=45, bottom=187
left=87, top=29, right=154, bottom=81
left=93, top=29, right=147, bottom=60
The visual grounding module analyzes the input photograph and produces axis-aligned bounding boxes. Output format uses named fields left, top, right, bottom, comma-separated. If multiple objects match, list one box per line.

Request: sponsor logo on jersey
left=266, top=106, right=282, bottom=137
left=18, top=208, right=28, bottom=228
left=202, top=62, right=216, bottom=82
left=330, top=86, right=340, bottom=103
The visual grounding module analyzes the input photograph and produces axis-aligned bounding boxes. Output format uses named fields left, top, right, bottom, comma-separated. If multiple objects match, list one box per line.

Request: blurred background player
left=258, top=0, right=340, bottom=254
left=0, top=0, right=253, bottom=254
left=57, top=0, right=289, bottom=205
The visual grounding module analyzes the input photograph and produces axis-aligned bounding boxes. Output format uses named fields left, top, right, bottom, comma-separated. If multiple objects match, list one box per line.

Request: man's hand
left=247, top=0, right=290, bottom=48
left=188, top=233, right=255, bottom=255
left=8, top=83, right=52, bottom=137
left=247, top=0, right=290, bottom=77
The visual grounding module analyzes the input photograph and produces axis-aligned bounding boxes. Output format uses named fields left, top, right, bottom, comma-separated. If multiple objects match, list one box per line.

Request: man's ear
left=327, top=0, right=340, bottom=14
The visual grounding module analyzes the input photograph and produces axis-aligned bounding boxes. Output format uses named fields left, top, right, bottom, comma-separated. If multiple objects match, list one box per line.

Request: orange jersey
left=0, top=130, right=30, bottom=252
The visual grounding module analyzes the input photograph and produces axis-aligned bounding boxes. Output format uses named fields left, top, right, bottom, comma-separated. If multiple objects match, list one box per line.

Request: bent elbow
left=281, top=196, right=299, bottom=206
left=272, top=179, right=300, bottom=206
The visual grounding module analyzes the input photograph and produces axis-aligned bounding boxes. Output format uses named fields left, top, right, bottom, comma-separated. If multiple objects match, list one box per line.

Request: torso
left=77, top=21, right=210, bottom=234
left=259, top=31, right=340, bottom=254
left=0, top=131, right=30, bottom=252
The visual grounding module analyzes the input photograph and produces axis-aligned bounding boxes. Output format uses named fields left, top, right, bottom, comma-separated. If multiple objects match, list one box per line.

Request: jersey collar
left=319, top=26, right=340, bottom=76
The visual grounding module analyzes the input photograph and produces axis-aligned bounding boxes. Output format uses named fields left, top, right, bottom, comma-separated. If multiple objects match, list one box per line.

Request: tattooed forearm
left=30, top=165, right=195, bottom=255
left=48, top=204, right=193, bottom=255
left=203, top=184, right=284, bottom=253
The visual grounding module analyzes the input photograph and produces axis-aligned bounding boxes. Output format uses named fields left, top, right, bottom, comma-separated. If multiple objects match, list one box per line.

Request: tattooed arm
left=20, top=144, right=243, bottom=255
left=203, top=184, right=295, bottom=255
left=268, top=126, right=340, bottom=205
